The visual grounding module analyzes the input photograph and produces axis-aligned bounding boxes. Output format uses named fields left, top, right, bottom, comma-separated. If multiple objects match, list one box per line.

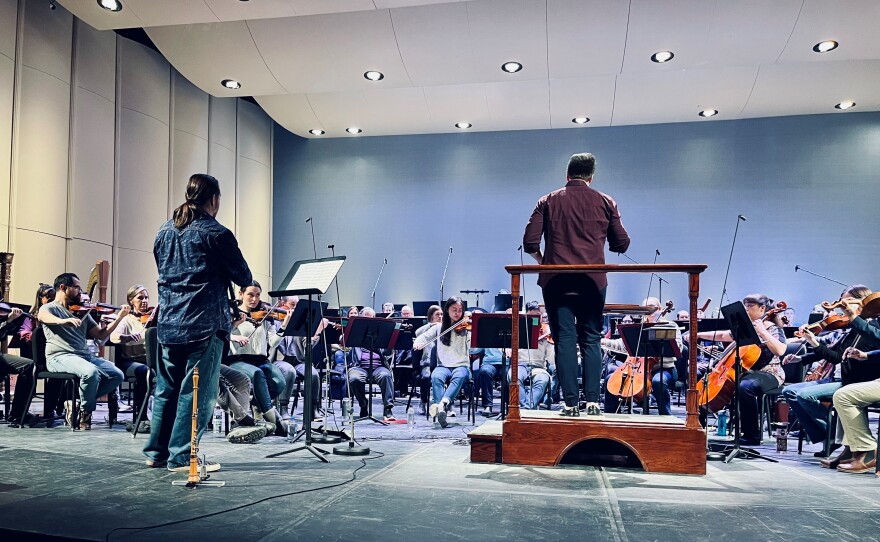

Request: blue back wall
left=273, top=112, right=880, bottom=323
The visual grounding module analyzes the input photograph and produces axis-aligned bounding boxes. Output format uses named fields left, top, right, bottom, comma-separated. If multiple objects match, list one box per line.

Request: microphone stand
left=719, top=215, right=746, bottom=312
left=311, top=244, right=344, bottom=445
left=370, top=258, right=387, bottom=311
left=794, top=265, right=850, bottom=288
left=440, top=247, right=453, bottom=301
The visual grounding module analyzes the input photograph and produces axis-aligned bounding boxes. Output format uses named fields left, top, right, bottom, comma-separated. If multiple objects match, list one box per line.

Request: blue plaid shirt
left=153, top=215, right=252, bottom=345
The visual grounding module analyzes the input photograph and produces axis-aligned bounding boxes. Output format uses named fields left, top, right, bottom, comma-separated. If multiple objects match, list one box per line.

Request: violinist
left=831, top=345, right=880, bottom=473
left=413, top=297, right=472, bottom=428
left=414, top=305, right=442, bottom=415
left=346, top=307, right=396, bottom=420
left=20, top=284, right=61, bottom=422
left=273, top=295, right=322, bottom=421
left=506, top=301, right=554, bottom=410
left=228, top=281, right=288, bottom=437
left=109, top=284, right=153, bottom=427
left=783, top=285, right=880, bottom=465
left=0, top=299, right=36, bottom=427
left=696, top=294, right=787, bottom=446
left=38, top=273, right=128, bottom=431
left=602, top=298, right=682, bottom=415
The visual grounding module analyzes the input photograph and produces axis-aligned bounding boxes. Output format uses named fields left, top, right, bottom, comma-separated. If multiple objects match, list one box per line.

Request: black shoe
left=359, top=407, right=369, bottom=419
left=559, top=406, right=580, bottom=417
left=383, top=405, right=395, bottom=420
left=814, top=442, right=841, bottom=457
left=585, top=404, right=602, bottom=417
left=237, top=415, right=256, bottom=427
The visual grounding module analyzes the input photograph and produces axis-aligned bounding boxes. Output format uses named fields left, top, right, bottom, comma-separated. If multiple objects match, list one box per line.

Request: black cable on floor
left=104, top=451, right=385, bottom=541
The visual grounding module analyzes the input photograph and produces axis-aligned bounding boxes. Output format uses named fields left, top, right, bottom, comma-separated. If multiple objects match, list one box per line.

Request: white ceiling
left=60, top=0, right=880, bottom=138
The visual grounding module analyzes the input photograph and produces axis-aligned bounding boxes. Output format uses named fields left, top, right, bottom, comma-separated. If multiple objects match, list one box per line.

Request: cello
left=604, top=301, right=674, bottom=402
left=696, top=301, right=786, bottom=412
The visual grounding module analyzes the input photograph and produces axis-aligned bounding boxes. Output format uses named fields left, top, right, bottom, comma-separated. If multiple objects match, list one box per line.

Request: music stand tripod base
left=172, top=478, right=226, bottom=488
left=312, top=433, right=343, bottom=444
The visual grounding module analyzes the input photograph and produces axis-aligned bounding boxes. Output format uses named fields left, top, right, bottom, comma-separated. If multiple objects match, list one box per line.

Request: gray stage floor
left=1, top=398, right=878, bottom=542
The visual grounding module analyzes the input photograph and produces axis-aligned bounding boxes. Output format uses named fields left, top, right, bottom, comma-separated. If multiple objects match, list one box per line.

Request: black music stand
left=470, top=313, right=539, bottom=419
left=265, top=256, right=345, bottom=463
left=716, top=302, right=776, bottom=464
left=618, top=323, right=681, bottom=415
left=344, top=316, right=400, bottom=425
left=493, top=294, right=523, bottom=312
left=412, top=301, right=440, bottom=317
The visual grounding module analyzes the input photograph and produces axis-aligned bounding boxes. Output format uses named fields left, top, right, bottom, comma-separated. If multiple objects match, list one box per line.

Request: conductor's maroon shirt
left=523, top=180, right=630, bottom=290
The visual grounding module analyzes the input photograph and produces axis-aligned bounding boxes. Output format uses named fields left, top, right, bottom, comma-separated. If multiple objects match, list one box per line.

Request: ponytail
left=173, top=173, right=221, bottom=229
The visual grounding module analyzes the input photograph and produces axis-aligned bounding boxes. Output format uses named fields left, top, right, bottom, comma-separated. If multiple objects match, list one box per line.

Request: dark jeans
left=738, top=371, right=780, bottom=441
left=1, top=353, right=35, bottom=421
left=144, top=335, right=223, bottom=468
left=116, top=358, right=149, bottom=415
left=544, top=277, right=606, bottom=406
left=349, top=365, right=394, bottom=409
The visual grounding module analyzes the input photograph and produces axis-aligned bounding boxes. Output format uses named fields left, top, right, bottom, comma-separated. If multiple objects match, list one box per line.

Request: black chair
left=20, top=327, right=80, bottom=430
left=131, top=327, right=158, bottom=438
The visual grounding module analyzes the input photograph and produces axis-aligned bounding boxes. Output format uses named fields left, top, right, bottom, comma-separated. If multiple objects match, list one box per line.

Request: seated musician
left=392, top=305, right=416, bottom=399
left=0, top=301, right=37, bottom=427
left=414, top=297, right=471, bottom=428
left=347, top=307, right=396, bottom=420
left=228, top=281, right=288, bottom=437
left=19, top=284, right=62, bottom=423
left=784, top=286, right=880, bottom=465
left=696, top=294, right=787, bottom=446
left=37, top=273, right=128, bottom=430
left=507, top=301, right=553, bottom=410
left=414, top=305, right=442, bottom=415
left=832, top=345, right=880, bottom=473
left=218, top=364, right=269, bottom=444
left=602, top=298, right=682, bottom=415
left=109, top=284, right=153, bottom=427
left=382, top=302, right=400, bottom=317
left=272, top=295, right=322, bottom=421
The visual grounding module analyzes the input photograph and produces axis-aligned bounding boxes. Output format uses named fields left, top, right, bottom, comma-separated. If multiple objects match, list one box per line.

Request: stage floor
left=1, top=400, right=878, bottom=541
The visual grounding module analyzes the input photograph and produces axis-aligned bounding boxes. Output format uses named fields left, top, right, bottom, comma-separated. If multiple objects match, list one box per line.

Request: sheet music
left=283, top=259, right=345, bottom=294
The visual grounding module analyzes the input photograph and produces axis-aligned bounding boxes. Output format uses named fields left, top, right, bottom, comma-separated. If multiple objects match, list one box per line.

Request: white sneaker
left=428, top=403, right=440, bottom=418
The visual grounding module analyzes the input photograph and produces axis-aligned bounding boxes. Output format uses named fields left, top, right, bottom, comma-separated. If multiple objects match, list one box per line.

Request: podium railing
left=505, top=263, right=707, bottom=429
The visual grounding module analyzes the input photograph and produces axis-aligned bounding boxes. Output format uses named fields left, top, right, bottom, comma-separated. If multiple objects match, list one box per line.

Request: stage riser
left=502, top=420, right=706, bottom=474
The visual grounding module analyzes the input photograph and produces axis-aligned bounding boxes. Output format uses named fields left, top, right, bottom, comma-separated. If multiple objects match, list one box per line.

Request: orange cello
left=604, top=300, right=674, bottom=401
left=696, top=301, right=786, bottom=412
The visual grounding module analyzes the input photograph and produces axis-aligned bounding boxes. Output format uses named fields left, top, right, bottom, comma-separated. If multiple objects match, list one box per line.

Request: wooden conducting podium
left=468, top=263, right=709, bottom=475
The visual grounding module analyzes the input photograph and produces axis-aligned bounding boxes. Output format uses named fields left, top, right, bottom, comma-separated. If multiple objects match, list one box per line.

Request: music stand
left=493, top=294, right=523, bottom=312
left=716, top=301, right=776, bottom=464
left=344, top=316, right=400, bottom=425
left=265, top=256, right=345, bottom=463
left=618, top=323, right=681, bottom=415
left=470, top=313, right=539, bottom=419
left=412, top=301, right=440, bottom=317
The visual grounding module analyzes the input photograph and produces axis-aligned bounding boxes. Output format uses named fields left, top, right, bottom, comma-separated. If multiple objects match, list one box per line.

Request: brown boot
left=79, top=410, right=92, bottom=431
left=820, top=446, right=851, bottom=469
left=837, top=451, right=876, bottom=474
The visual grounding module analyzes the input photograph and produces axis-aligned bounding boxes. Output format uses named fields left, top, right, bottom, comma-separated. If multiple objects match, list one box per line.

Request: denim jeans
left=508, top=365, right=550, bottom=409
left=273, top=360, right=297, bottom=407
left=348, top=366, right=394, bottom=409
left=783, top=381, right=841, bottom=444
left=231, top=361, right=285, bottom=413
left=144, top=334, right=223, bottom=467
left=47, top=353, right=124, bottom=411
left=218, top=365, right=251, bottom=421
left=432, top=366, right=469, bottom=404
left=739, top=371, right=780, bottom=441
left=477, top=363, right=501, bottom=407
left=544, top=281, right=606, bottom=406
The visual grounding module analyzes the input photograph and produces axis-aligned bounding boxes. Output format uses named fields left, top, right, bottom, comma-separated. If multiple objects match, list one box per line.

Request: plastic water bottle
left=212, top=408, right=222, bottom=434
left=287, top=414, right=297, bottom=442
left=406, top=406, right=415, bottom=432
left=716, top=410, right=729, bottom=437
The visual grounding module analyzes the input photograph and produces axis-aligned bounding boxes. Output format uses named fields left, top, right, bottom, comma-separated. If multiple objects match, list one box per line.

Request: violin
left=0, top=302, right=36, bottom=321
left=795, top=299, right=850, bottom=338
left=69, top=303, right=120, bottom=315
left=659, top=300, right=674, bottom=318
left=248, top=307, right=288, bottom=321
left=762, top=300, right=787, bottom=322
left=138, top=306, right=158, bottom=327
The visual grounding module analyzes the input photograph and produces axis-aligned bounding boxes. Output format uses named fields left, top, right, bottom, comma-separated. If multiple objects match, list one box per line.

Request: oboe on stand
left=172, top=367, right=225, bottom=488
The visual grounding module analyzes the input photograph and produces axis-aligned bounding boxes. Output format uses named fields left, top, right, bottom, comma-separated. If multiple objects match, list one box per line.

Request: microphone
left=384, top=258, right=388, bottom=264
left=305, top=217, right=312, bottom=223
left=518, top=245, right=523, bottom=251
left=328, top=244, right=335, bottom=249
left=738, top=214, right=747, bottom=221
left=655, top=249, right=660, bottom=257
left=449, top=246, right=453, bottom=254
left=795, top=265, right=800, bottom=272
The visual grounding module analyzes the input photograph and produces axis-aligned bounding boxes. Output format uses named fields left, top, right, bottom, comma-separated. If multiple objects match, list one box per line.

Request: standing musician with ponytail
left=413, top=296, right=472, bottom=428
left=144, top=174, right=252, bottom=473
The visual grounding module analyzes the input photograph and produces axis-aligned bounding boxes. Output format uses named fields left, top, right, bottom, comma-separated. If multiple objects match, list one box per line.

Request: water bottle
left=406, top=406, right=415, bottom=432
left=716, top=410, right=729, bottom=437
left=212, top=408, right=222, bottom=434
left=287, top=414, right=297, bottom=442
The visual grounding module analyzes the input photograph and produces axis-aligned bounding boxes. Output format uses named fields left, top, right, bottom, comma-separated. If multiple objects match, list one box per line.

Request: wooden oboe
left=186, top=367, right=201, bottom=486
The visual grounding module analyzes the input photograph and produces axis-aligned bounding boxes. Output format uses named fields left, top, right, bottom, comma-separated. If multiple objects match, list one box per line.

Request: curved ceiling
left=59, top=0, right=880, bottom=138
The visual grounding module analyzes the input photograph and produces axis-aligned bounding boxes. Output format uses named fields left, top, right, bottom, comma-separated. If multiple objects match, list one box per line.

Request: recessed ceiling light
left=221, top=79, right=241, bottom=90
left=363, top=71, right=384, bottom=81
left=698, top=109, right=718, bottom=117
left=835, top=101, right=856, bottom=110
left=309, top=129, right=325, bottom=136
left=97, top=0, right=122, bottom=12
left=501, top=61, right=523, bottom=73
left=571, top=117, right=590, bottom=124
left=813, top=40, right=839, bottom=53
left=455, top=122, right=472, bottom=129
left=651, top=50, right=674, bottom=63
left=346, top=127, right=362, bottom=134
